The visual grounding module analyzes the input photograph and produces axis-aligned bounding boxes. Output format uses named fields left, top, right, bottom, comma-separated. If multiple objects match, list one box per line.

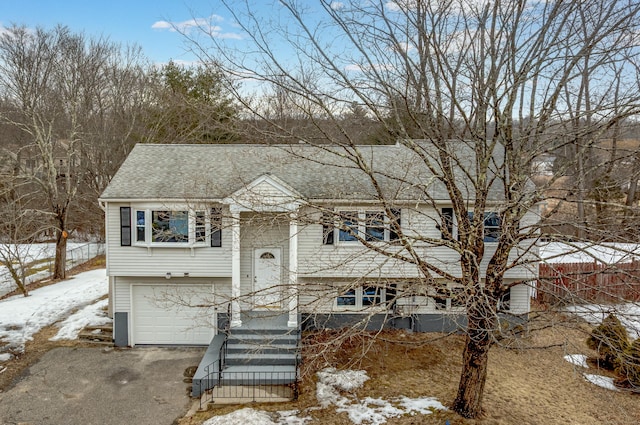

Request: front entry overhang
left=223, top=174, right=303, bottom=329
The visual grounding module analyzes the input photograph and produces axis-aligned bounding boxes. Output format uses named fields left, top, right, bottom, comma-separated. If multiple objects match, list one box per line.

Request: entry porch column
left=230, top=209, right=242, bottom=328
left=288, top=211, right=298, bottom=328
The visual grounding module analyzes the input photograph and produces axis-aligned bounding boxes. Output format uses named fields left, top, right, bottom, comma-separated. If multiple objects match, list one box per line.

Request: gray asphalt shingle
left=99, top=143, right=501, bottom=202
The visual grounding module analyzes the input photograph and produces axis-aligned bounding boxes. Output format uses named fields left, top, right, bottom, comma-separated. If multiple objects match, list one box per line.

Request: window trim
left=431, top=284, right=466, bottom=312
left=330, top=209, right=401, bottom=245
left=463, top=211, right=501, bottom=242
left=335, top=285, right=390, bottom=310
left=131, top=207, right=223, bottom=247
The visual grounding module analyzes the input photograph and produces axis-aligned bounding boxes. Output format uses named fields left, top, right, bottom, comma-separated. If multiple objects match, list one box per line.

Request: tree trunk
left=6, top=262, right=28, bottom=297
left=453, top=301, right=495, bottom=418
left=54, top=228, right=67, bottom=280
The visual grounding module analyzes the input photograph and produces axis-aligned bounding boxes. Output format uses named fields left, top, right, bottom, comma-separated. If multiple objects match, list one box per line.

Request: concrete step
left=232, top=327, right=295, bottom=335
left=218, top=365, right=297, bottom=385
left=226, top=343, right=297, bottom=355
left=78, top=331, right=112, bottom=342
left=227, top=333, right=298, bottom=346
left=226, top=353, right=297, bottom=366
left=84, top=324, right=113, bottom=332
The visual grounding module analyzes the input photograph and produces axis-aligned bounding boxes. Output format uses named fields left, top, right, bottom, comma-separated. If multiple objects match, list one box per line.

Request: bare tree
left=0, top=25, right=149, bottom=278
left=181, top=0, right=640, bottom=418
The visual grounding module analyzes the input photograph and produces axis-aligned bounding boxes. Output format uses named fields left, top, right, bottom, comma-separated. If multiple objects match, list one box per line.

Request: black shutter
left=211, top=207, right=222, bottom=247
left=322, top=212, right=334, bottom=245
left=441, top=208, right=454, bottom=239
left=389, top=208, right=401, bottom=241
left=120, top=207, right=131, bottom=246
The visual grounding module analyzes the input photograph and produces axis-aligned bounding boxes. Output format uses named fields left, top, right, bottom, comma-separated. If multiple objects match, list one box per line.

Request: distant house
left=99, top=143, right=537, bottom=349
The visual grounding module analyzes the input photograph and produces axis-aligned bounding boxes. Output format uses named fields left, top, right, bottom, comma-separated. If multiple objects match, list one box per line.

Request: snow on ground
left=565, top=304, right=640, bottom=392
left=566, top=303, right=640, bottom=340
left=203, top=368, right=447, bottom=425
left=49, top=298, right=110, bottom=341
left=539, top=242, right=640, bottom=264
left=583, top=374, right=618, bottom=391
left=0, top=268, right=108, bottom=353
left=564, top=354, right=588, bottom=368
left=0, top=242, right=97, bottom=297
left=564, top=354, right=620, bottom=391
left=202, top=408, right=302, bottom=425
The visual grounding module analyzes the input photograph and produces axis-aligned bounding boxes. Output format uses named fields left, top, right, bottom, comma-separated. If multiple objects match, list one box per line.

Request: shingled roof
left=99, top=143, right=503, bottom=202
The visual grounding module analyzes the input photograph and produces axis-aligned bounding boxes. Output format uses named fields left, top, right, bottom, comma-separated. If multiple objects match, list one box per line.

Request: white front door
left=254, top=248, right=282, bottom=309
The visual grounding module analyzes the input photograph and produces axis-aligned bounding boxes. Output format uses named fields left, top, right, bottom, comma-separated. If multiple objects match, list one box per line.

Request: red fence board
left=537, top=261, right=640, bottom=304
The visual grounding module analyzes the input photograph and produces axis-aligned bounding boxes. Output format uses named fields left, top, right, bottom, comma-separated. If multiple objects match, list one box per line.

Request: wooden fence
left=537, top=262, right=640, bottom=304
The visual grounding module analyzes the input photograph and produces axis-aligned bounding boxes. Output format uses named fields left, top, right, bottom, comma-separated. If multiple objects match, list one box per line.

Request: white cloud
left=151, top=15, right=242, bottom=39
left=331, top=2, right=345, bottom=10
left=345, top=64, right=363, bottom=72
left=385, top=1, right=403, bottom=12
left=151, top=20, right=172, bottom=30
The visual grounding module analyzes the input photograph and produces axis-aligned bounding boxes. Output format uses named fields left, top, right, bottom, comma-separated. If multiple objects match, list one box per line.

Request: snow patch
left=50, top=298, right=111, bottom=341
left=564, top=354, right=589, bottom=368
left=0, top=352, right=11, bottom=362
left=202, top=408, right=311, bottom=425
left=583, top=374, right=619, bottom=391
left=316, top=368, right=446, bottom=424
left=566, top=303, right=640, bottom=340
left=202, top=408, right=278, bottom=425
left=0, top=268, right=108, bottom=353
left=539, top=242, right=640, bottom=264
left=201, top=369, right=446, bottom=425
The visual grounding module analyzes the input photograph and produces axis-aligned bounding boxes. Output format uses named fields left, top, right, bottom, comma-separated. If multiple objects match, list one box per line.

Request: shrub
left=586, top=313, right=630, bottom=370
left=615, top=339, right=640, bottom=391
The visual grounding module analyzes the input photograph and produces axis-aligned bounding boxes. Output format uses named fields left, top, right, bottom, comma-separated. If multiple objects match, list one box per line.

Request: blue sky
left=0, top=0, right=248, bottom=64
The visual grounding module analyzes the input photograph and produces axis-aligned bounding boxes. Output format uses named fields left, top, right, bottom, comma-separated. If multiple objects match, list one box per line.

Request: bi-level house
left=99, top=142, right=537, bottom=396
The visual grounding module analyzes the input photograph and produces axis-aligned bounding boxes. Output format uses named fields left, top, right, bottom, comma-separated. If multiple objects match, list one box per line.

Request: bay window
left=152, top=210, right=188, bottom=242
left=127, top=207, right=223, bottom=246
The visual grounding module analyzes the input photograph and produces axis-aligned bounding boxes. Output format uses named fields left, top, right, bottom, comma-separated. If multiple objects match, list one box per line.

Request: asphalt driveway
left=0, top=346, right=205, bottom=425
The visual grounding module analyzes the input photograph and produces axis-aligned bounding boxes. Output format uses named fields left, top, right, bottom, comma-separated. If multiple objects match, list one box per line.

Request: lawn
left=182, top=313, right=640, bottom=425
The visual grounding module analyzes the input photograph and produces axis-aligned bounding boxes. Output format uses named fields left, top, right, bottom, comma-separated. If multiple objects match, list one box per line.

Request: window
left=331, top=209, right=402, bottom=244
left=441, top=207, right=454, bottom=239
left=483, top=212, right=501, bottom=242
left=322, top=212, right=335, bottom=245
left=365, top=211, right=384, bottom=241
left=195, top=211, right=206, bottom=243
left=336, top=286, right=391, bottom=309
left=389, top=208, right=401, bottom=241
left=211, top=208, right=222, bottom=247
left=362, top=286, right=382, bottom=306
left=131, top=207, right=223, bottom=246
left=136, top=210, right=146, bottom=242
left=152, top=211, right=188, bottom=242
left=432, top=285, right=465, bottom=310
left=336, top=288, right=356, bottom=306
left=467, top=211, right=501, bottom=242
left=338, top=211, right=358, bottom=242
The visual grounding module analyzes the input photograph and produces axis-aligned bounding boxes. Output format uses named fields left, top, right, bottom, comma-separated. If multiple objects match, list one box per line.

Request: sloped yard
left=183, top=314, right=640, bottom=425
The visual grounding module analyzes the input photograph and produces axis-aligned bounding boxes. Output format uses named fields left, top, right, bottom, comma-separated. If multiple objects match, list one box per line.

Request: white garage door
left=132, top=285, right=216, bottom=345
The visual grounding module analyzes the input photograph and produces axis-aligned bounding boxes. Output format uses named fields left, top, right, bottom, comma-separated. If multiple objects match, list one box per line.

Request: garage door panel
left=132, top=285, right=215, bottom=345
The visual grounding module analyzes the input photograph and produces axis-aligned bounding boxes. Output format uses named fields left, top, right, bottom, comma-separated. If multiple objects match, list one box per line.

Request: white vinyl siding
left=507, top=283, right=531, bottom=315
left=106, top=203, right=232, bottom=277
left=238, top=213, right=290, bottom=310
left=297, top=206, right=538, bottom=281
